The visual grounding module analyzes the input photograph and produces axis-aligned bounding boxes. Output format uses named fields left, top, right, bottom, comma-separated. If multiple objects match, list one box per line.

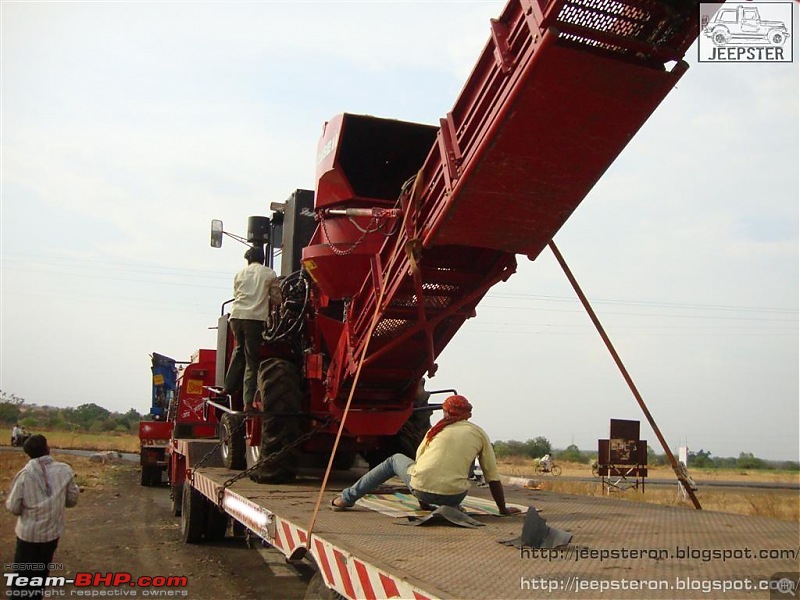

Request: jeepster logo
left=699, top=2, right=793, bottom=63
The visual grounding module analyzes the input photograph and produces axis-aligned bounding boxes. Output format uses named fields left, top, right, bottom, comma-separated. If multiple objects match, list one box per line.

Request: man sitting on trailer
left=332, top=395, right=521, bottom=515
left=223, top=245, right=280, bottom=412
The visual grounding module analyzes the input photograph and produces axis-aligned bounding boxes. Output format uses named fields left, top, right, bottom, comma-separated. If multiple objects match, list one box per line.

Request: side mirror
left=210, top=220, right=223, bottom=248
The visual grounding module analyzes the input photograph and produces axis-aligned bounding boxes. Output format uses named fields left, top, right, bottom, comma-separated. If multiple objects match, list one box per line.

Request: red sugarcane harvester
left=203, top=0, right=702, bottom=484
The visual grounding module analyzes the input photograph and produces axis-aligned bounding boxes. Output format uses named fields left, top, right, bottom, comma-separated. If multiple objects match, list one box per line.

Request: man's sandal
left=331, top=497, right=353, bottom=511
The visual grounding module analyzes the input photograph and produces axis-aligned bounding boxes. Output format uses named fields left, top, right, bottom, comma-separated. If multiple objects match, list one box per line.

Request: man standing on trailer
left=332, top=395, right=521, bottom=515
left=223, top=245, right=280, bottom=412
left=5, top=434, right=79, bottom=599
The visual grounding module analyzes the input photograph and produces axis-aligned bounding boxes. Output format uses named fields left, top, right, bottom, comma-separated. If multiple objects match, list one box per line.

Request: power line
left=486, top=292, right=797, bottom=315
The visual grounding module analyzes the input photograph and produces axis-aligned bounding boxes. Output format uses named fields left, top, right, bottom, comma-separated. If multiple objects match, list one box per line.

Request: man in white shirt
left=332, top=395, right=521, bottom=515
left=6, top=434, right=79, bottom=599
left=11, top=423, right=22, bottom=445
left=223, top=245, right=279, bottom=411
left=540, top=453, right=552, bottom=472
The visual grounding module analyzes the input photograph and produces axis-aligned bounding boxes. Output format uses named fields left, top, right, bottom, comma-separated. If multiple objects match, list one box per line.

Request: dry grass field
left=499, top=457, right=800, bottom=522
left=6, top=429, right=141, bottom=453
left=0, top=450, right=126, bottom=534
left=498, top=456, right=800, bottom=484
left=3, top=429, right=796, bottom=523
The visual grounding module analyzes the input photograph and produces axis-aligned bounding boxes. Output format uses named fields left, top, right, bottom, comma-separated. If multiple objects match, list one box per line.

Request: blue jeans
left=340, top=453, right=468, bottom=507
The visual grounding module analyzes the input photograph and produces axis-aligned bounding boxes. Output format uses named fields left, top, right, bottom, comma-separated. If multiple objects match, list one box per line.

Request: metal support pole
left=548, top=240, right=702, bottom=510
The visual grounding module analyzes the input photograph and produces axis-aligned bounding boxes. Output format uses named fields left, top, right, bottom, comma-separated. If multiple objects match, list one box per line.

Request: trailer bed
left=190, top=464, right=799, bottom=599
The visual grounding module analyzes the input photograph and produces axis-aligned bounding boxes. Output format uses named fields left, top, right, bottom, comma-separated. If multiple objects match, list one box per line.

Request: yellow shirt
left=408, top=421, right=500, bottom=495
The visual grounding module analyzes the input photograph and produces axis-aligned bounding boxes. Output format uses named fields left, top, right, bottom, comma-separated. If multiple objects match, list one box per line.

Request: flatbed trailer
left=176, top=440, right=800, bottom=599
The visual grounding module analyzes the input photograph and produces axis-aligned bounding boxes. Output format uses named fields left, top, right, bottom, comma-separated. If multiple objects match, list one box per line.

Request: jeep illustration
left=704, top=5, right=790, bottom=46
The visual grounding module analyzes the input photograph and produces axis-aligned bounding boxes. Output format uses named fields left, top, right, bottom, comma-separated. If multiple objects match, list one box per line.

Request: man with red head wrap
left=332, top=394, right=520, bottom=515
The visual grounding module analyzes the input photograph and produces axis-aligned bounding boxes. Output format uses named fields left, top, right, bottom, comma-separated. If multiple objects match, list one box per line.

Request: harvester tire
left=251, top=358, right=304, bottom=484
left=365, top=379, right=430, bottom=469
left=219, top=413, right=246, bottom=470
left=180, top=482, right=207, bottom=544
left=332, top=452, right=357, bottom=470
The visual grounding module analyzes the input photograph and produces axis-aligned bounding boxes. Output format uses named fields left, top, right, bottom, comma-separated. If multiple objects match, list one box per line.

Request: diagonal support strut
left=548, top=240, right=702, bottom=510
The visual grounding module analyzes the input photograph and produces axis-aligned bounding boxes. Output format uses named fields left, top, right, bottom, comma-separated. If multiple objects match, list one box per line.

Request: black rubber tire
left=332, top=452, right=357, bottom=471
left=364, top=380, right=430, bottom=468
left=205, top=504, right=228, bottom=542
left=140, top=466, right=154, bottom=487
left=180, top=482, right=207, bottom=544
left=304, top=571, right=343, bottom=600
left=150, top=468, right=162, bottom=486
left=251, top=359, right=304, bottom=484
left=219, top=413, right=246, bottom=470
left=712, top=29, right=729, bottom=46
left=551, top=465, right=563, bottom=477
left=172, top=484, right=183, bottom=517
left=232, top=520, right=247, bottom=537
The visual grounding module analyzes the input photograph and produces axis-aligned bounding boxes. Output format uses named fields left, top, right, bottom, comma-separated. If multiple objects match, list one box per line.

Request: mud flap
left=498, top=507, right=573, bottom=549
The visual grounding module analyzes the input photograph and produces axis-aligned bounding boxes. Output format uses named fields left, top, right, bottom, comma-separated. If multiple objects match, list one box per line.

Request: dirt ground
left=1, top=461, right=312, bottom=600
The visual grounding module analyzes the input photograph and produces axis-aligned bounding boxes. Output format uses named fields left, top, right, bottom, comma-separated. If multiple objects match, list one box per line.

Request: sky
left=1, top=1, right=797, bottom=462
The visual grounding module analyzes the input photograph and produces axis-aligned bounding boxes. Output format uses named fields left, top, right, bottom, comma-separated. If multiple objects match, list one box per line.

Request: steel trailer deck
left=188, top=461, right=799, bottom=599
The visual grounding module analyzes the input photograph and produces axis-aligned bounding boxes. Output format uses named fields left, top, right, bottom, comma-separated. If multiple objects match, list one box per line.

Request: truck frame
left=174, top=443, right=799, bottom=599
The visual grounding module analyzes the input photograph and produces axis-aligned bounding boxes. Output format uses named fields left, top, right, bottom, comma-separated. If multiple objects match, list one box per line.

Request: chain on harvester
left=215, top=417, right=333, bottom=508
left=319, top=212, right=399, bottom=257
left=186, top=412, right=249, bottom=484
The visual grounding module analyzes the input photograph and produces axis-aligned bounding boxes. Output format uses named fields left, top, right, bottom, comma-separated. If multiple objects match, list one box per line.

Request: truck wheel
left=219, top=413, right=246, bottom=470
left=304, top=571, right=342, bottom=600
left=172, top=484, right=183, bottom=517
left=150, top=468, right=163, bottom=486
left=205, top=503, right=229, bottom=541
left=770, top=31, right=786, bottom=45
left=712, top=29, right=729, bottom=46
left=252, top=359, right=304, bottom=484
left=232, top=520, right=247, bottom=537
left=140, top=466, right=154, bottom=487
left=180, top=482, right=207, bottom=544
